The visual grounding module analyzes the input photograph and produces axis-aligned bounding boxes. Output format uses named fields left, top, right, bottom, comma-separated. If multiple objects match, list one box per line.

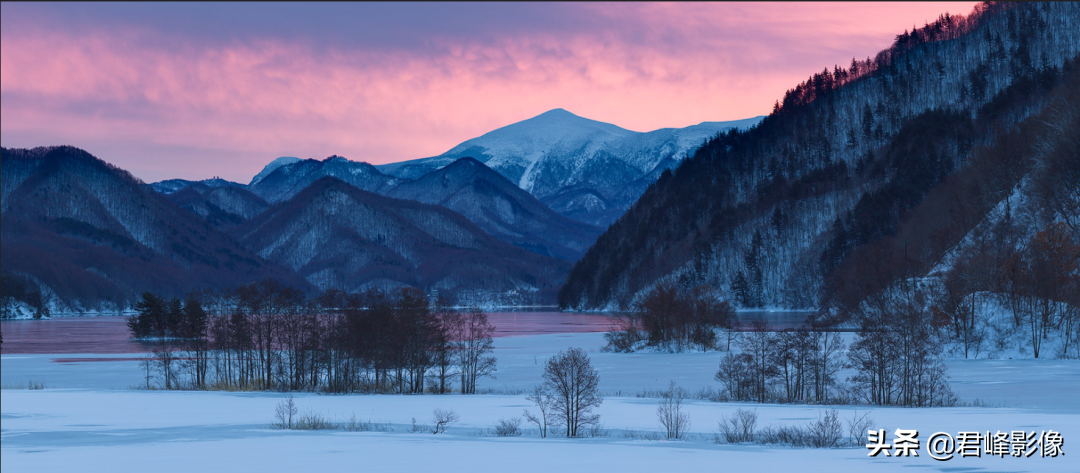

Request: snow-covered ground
left=4, top=332, right=1079, bottom=473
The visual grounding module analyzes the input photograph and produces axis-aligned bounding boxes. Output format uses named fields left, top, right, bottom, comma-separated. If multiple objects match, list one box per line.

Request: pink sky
left=0, top=2, right=978, bottom=183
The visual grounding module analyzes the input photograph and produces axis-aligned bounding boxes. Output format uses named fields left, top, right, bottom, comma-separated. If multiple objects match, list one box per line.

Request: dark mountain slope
left=560, top=2, right=1080, bottom=310
left=234, top=177, right=570, bottom=302
left=249, top=155, right=401, bottom=204
left=387, top=158, right=602, bottom=260
left=167, top=184, right=270, bottom=231
left=0, top=146, right=309, bottom=311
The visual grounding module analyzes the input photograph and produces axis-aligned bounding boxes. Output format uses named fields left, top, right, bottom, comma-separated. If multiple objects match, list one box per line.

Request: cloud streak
left=1, top=2, right=978, bottom=182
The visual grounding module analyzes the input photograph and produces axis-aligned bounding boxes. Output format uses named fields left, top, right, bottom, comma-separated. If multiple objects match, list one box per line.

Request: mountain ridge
left=376, top=111, right=764, bottom=226
left=234, top=176, right=570, bottom=302
left=387, top=157, right=602, bottom=260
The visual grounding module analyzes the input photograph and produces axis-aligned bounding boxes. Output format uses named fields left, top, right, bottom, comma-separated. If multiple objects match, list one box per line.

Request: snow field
left=4, top=332, right=1080, bottom=473
left=3, top=389, right=1077, bottom=473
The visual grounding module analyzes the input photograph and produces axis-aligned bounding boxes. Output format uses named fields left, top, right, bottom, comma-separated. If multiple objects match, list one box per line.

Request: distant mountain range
left=151, top=177, right=244, bottom=194
left=1, top=147, right=575, bottom=310
left=4, top=107, right=755, bottom=310
left=140, top=109, right=756, bottom=263
left=151, top=110, right=761, bottom=228
left=1, top=109, right=756, bottom=310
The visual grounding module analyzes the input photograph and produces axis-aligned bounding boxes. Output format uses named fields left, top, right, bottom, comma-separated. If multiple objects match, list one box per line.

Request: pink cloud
left=1, top=2, right=978, bottom=183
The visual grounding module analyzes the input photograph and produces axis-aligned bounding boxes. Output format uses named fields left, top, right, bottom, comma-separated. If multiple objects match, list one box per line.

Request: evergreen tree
left=752, top=268, right=765, bottom=308
left=129, top=292, right=166, bottom=339
left=732, top=272, right=750, bottom=307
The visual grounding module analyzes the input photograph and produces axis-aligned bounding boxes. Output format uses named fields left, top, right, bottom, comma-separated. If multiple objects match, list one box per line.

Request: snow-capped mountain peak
left=445, top=109, right=633, bottom=166
left=378, top=109, right=763, bottom=226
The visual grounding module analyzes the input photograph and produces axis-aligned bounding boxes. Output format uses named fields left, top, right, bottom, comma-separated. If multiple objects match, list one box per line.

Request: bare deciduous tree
left=715, top=352, right=754, bottom=401
left=523, top=385, right=553, bottom=438
left=456, top=307, right=496, bottom=394
left=845, top=410, right=875, bottom=447
left=274, top=395, right=297, bottom=429
left=657, top=380, right=691, bottom=439
left=617, top=283, right=734, bottom=352
left=742, top=320, right=778, bottom=402
left=543, top=347, right=602, bottom=437
left=431, top=408, right=459, bottom=434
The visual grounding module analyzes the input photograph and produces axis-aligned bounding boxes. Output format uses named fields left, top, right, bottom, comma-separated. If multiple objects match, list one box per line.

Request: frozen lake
left=0, top=310, right=818, bottom=355
left=0, top=312, right=617, bottom=355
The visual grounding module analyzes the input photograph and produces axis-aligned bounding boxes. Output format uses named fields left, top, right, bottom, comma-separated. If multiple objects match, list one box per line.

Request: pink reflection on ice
left=0, top=312, right=617, bottom=355
left=485, top=311, right=616, bottom=337
left=1, top=317, right=144, bottom=354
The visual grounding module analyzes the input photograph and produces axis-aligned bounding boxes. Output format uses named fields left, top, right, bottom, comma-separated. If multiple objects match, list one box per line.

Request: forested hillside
left=0, top=146, right=308, bottom=313
left=561, top=2, right=1080, bottom=311
left=166, top=184, right=270, bottom=232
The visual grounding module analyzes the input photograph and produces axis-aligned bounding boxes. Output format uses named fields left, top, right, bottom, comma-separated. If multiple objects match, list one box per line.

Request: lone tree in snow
left=657, top=380, right=691, bottom=439
left=543, top=347, right=602, bottom=437
left=523, top=385, right=554, bottom=438
left=431, top=408, right=459, bottom=434
left=274, top=395, right=297, bottom=429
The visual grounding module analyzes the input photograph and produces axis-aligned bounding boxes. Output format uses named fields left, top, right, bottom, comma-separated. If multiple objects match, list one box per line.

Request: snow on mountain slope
left=441, top=109, right=635, bottom=192
left=249, top=156, right=301, bottom=186
left=378, top=109, right=763, bottom=226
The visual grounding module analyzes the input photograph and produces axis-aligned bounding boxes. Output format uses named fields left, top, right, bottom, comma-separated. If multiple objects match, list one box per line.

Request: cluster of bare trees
left=923, top=62, right=1079, bottom=359
left=714, top=321, right=847, bottom=404
left=604, top=283, right=735, bottom=352
left=999, top=223, right=1080, bottom=358
left=848, top=287, right=955, bottom=407
left=127, top=279, right=495, bottom=393
left=713, top=301, right=954, bottom=407
left=936, top=221, right=1080, bottom=359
